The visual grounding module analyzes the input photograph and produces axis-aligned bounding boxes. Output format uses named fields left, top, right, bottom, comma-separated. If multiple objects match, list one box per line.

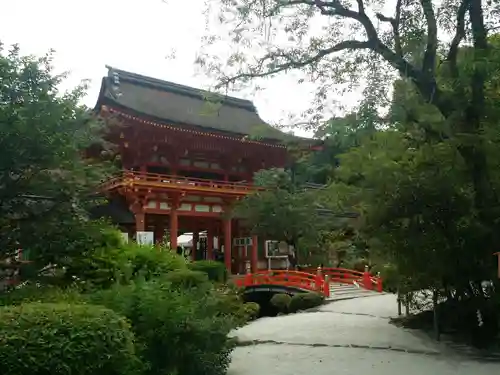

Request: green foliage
left=371, top=263, right=402, bottom=293
left=211, top=284, right=259, bottom=326
left=0, top=302, right=140, bottom=375
left=242, top=302, right=260, bottom=320
left=89, top=278, right=236, bottom=375
left=270, top=293, right=292, bottom=313
left=0, top=284, right=84, bottom=306
left=44, top=223, right=125, bottom=288
left=163, top=269, right=210, bottom=289
left=188, top=260, right=228, bottom=283
left=335, top=129, right=496, bottom=289
left=288, top=292, right=324, bottom=313
left=235, top=168, right=332, bottom=262
left=116, top=242, right=187, bottom=283
left=0, top=44, right=115, bottom=264
left=16, top=226, right=187, bottom=289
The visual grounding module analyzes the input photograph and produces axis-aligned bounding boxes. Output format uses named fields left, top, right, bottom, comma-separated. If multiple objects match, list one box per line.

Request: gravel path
left=228, top=294, right=499, bottom=375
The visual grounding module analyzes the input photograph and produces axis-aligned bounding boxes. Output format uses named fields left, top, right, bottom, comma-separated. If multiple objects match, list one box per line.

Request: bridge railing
left=233, top=270, right=330, bottom=297
left=303, top=266, right=383, bottom=293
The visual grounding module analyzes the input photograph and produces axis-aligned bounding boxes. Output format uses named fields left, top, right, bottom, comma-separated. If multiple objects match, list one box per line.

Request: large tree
left=234, top=169, right=322, bottom=254
left=200, top=0, right=500, bottom=246
left=0, top=44, right=115, bottom=280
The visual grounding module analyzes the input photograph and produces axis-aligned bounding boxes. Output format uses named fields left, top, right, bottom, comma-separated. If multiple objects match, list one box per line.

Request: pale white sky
left=0, top=0, right=361, bottom=136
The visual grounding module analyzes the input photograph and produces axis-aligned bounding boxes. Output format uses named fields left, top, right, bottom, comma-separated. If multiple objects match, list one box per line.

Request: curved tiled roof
left=95, top=67, right=297, bottom=142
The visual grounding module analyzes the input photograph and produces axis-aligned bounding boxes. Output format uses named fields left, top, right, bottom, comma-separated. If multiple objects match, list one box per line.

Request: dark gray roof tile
left=96, top=67, right=295, bottom=142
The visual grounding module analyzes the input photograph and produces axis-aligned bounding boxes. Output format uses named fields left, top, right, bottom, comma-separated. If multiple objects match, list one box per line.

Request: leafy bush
left=210, top=283, right=256, bottom=326
left=0, top=284, right=83, bottom=306
left=0, top=302, right=140, bottom=375
left=289, top=292, right=324, bottom=313
left=372, top=263, right=401, bottom=293
left=188, top=260, right=228, bottom=282
left=116, top=243, right=187, bottom=282
left=163, top=268, right=209, bottom=289
left=270, top=293, right=292, bottom=313
left=242, top=302, right=260, bottom=320
left=89, top=278, right=236, bottom=375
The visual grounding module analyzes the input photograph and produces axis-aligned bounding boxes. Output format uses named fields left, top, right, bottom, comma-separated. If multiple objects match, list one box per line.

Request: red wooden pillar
left=154, top=223, right=165, bottom=244
left=251, top=235, right=258, bottom=272
left=223, top=218, right=232, bottom=274
left=192, top=229, right=199, bottom=261
left=170, top=209, right=178, bottom=250
left=362, top=265, right=372, bottom=290
left=233, top=220, right=240, bottom=273
left=207, top=223, right=214, bottom=260
left=135, top=212, right=145, bottom=232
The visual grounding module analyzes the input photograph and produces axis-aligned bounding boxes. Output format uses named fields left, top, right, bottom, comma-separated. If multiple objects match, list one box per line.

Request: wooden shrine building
left=94, top=67, right=306, bottom=274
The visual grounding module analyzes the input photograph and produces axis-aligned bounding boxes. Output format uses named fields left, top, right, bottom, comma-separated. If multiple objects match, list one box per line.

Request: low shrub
left=210, top=284, right=256, bottom=326
left=89, top=278, right=236, bottom=375
left=289, top=292, right=324, bottom=313
left=0, top=302, right=140, bottom=375
left=242, top=302, right=261, bottom=320
left=51, top=233, right=188, bottom=290
left=0, top=284, right=84, bottom=307
left=188, top=260, right=228, bottom=282
left=117, top=243, right=187, bottom=282
left=270, top=293, right=292, bottom=313
left=163, top=268, right=209, bottom=289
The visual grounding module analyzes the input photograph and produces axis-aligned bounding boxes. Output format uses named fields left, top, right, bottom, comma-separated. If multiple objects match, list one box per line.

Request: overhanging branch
left=376, top=0, right=403, bottom=57
left=218, top=0, right=449, bottom=123
left=446, top=0, right=469, bottom=78
left=217, top=40, right=372, bottom=88
left=420, top=0, right=438, bottom=76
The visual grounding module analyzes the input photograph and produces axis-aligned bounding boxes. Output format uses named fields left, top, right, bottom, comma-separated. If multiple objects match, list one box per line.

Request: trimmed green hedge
left=289, top=292, right=324, bottom=313
left=188, top=260, right=228, bottom=282
left=242, top=302, right=260, bottom=320
left=0, top=303, right=140, bottom=375
left=163, top=268, right=209, bottom=289
left=270, top=293, right=292, bottom=313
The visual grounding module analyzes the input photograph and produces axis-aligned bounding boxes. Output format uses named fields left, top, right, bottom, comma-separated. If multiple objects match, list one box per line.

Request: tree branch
left=468, top=0, right=489, bottom=118
left=313, top=0, right=378, bottom=40
left=220, top=0, right=449, bottom=122
left=446, top=0, right=470, bottom=78
left=217, top=40, right=372, bottom=88
left=420, top=0, right=438, bottom=76
left=376, top=0, right=403, bottom=57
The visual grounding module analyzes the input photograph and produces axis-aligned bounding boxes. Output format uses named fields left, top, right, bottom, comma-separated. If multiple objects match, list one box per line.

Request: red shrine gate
left=94, top=67, right=318, bottom=274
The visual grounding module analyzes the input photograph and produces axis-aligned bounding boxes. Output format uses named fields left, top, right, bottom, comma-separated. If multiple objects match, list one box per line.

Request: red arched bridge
left=233, top=267, right=383, bottom=298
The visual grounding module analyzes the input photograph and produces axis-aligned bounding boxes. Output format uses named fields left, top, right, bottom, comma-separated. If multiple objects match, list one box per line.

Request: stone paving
left=228, top=294, right=499, bottom=375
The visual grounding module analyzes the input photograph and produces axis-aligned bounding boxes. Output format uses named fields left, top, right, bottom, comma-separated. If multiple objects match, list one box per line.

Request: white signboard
left=265, top=240, right=289, bottom=258
left=136, top=231, right=154, bottom=246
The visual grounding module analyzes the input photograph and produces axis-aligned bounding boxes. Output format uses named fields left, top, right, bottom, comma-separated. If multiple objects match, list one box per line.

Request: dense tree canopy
left=0, top=44, right=115, bottom=278
left=200, top=0, right=500, bottom=236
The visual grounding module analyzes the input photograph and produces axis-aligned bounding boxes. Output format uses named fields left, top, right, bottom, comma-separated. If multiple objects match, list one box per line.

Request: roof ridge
left=105, top=66, right=257, bottom=112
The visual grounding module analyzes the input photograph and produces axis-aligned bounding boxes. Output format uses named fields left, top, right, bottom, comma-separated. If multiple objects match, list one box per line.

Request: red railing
left=233, top=270, right=330, bottom=297
left=102, top=171, right=262, bottom=195
left=304, top=267, right=383, bottom=293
